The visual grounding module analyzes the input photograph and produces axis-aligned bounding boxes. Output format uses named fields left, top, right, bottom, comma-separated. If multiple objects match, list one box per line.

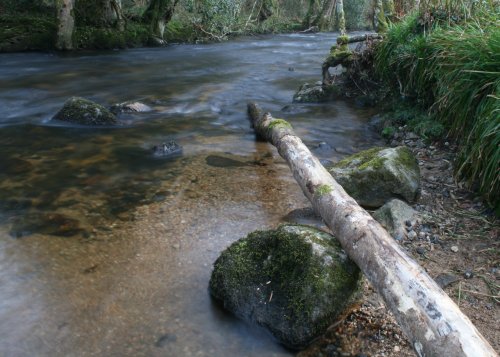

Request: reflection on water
left=0, top=32, right=382, bottom=356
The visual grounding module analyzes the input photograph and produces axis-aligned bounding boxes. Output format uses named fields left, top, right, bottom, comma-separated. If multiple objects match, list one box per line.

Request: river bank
left=296, top=124, right=499, bottom=356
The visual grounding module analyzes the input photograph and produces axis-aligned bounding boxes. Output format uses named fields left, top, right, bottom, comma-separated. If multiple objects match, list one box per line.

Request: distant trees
left=143, top=0, right=180, bottom=42
left=303, top=0, right=346, bottom=32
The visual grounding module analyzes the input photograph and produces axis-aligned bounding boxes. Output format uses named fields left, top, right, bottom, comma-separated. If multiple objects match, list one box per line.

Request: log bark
left=343, top=33, right=382, bottom=43
left=56, top=0, right=75, bottom=50
left=247, top=102, right=497, bottom=357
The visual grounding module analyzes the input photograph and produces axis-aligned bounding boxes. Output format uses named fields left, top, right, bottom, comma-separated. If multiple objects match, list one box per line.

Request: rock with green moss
left=327, top=146, right=420, bottom=208
left=53, top=97, right=118, bottom=126
left=209, top=224, right=361, bottom=349
left=293, top=82, right=327, bottom=103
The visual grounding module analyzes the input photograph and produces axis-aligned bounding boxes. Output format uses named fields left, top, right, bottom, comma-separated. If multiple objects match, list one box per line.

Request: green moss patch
left=315, top=184, right=333, bottom=197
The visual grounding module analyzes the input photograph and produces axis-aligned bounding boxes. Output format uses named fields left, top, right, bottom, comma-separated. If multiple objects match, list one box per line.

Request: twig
left=460, top=289, right=499, bottom=300
left=458, top=281, right=462, bottom=307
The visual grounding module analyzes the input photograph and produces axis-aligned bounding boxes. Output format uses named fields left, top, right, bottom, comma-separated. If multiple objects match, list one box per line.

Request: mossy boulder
left=327, top=146, right=420, bottom=208
left=293, top=83, right=342, bottom=103
left=209, top=224, right=361, bottom=349
left=53, top=97, right=118, bottom=126
left=293, top=82, right=327, bottom=103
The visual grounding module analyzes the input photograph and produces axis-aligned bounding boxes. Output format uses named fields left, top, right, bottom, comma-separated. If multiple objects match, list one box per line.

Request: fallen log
left=340, top=33, right=382, bottom=44
left=247, top=102, right=497, bottom=357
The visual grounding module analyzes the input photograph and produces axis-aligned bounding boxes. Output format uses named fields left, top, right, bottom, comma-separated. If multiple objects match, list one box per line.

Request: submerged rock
left=9, top=212, right=83, bottom=238
left=372, top=199, right=419, bottom=241
left=209, top=224, right=361, bottom=349
left=205, top=155, right=250, bottom=168
left=152, top=141, right=183, bottom=158
left=327, top=146, right=420, bottom=208
left=53, top=97, right=118, bottom=125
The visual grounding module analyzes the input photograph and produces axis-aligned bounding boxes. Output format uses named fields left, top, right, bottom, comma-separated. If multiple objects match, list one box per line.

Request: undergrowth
left=374, top=8, right=499, bottom=208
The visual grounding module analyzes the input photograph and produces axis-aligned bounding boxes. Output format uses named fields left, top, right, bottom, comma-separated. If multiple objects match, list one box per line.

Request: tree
left=143, top=0, right=180, bottom=42
left=56, top=0, right=75, bottom=50
left=336, top=0, right=346, bottom=35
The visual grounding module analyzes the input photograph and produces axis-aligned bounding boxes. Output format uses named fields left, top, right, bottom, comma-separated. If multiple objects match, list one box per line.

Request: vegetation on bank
left=372, top=2, right=499, bottom=209
left=0, top=0, right=380, bottom=51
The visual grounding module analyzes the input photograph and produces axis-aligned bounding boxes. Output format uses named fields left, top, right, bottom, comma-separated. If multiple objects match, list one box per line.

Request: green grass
left=374, top=9, right=500, bottom=208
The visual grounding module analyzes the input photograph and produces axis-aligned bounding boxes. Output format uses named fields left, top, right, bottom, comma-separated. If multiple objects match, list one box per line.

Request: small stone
left=172, top=243, right=180, bottom=250
left=416, top=247, right=425, bottom=255
left=450, top=246, right=459, bottom=253
left=418, top=232, right=426, bottom=240
left=394, top=232, right=404, bottom=242
left=407, top=231, right=417, bottom=240
left=430, top=235, right=441, bottom=244
left=394, top=346, right=401, bottom=352
left=464, top=269, right=474, bottom=279
left=405, top=220, right=413, bottom=228
left=434, top=273, right=459, bottom=288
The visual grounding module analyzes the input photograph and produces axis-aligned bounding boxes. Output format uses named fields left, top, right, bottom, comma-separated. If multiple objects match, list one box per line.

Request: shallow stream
left=0, top=32, right=382, bottom=356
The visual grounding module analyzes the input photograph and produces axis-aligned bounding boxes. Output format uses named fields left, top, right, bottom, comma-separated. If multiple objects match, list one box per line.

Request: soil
left=298, top=129, right=499, bottom=357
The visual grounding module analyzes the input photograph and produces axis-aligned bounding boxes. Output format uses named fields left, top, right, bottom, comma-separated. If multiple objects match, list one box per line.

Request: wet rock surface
left=110, top=101, right=153, bottom=114
left=327, top=146, right=420, bottom=208
left=293, top=82, right=327, bottom=103
left=209, top=224, right=361, bottom=349
left=53, top=97, right=118, bottom=126
left=152, top=141, right=183, bottom=158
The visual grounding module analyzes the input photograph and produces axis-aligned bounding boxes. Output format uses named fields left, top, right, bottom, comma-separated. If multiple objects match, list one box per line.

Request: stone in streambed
left=53, top=97, right=118, bottom=126
left=152, top=141, right=183, bottom=158
left=209, top=224, right=361, bottom=349
left=9, top=212, right=83, bottom=238
left=327, top=146, right=420, bottom=208
left=372, top=199, right=419, bottom=241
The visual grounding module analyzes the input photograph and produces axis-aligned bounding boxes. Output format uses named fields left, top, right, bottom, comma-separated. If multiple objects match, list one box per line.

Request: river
left=0, top=32, right=382, bottom=356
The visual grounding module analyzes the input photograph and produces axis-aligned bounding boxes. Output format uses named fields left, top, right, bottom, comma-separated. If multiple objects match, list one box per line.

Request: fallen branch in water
left=246, top=102, right=497, bottom=357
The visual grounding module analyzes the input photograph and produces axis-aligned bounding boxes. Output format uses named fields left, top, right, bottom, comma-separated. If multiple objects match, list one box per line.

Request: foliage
left=183, top=0, right=244, bottom=38
left=374, top=7, right=500, bottom=206
left=0, top=12, right=57, bottom=51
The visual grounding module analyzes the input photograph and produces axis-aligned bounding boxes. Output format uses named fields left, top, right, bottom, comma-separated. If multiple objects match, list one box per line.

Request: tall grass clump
left=374, top=8, right=500, bottom=208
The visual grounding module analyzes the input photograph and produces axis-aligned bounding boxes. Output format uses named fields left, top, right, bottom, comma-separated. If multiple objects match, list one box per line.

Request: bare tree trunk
left=143, top=0, right=180, bottom=43
left=383, top=0, right=395, bottom=19
left=313, top=0, right=336, bottom=30
left=56, top=0, right=75, bottom=50
left=374, top=0, right=388, bottom=32
left=336, top=0, right=345, bottom=35
left=303, top=0, right=320, bottom=27
left=247, top=102, right=497, bottom=357
left=110, top=0, right=125, bottom=31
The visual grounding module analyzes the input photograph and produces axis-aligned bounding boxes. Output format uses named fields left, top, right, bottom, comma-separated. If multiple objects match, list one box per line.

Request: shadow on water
left=0, top=32, right=383, bottom=356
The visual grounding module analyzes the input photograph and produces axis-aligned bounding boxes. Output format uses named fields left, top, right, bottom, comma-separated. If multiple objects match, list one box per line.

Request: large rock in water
left=53, top=97, right=118, bottom=125
left=209, top=224, right=361, bottom=349
left=327, top=146, right=420, bottom=208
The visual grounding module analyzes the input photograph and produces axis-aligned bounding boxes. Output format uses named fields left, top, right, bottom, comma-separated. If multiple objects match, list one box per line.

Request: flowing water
left=0, top=32, right=382, bottom=356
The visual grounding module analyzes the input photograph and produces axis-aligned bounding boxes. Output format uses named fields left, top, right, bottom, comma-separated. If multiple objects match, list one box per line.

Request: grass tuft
left=374, top=8, right=499, bottom=208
